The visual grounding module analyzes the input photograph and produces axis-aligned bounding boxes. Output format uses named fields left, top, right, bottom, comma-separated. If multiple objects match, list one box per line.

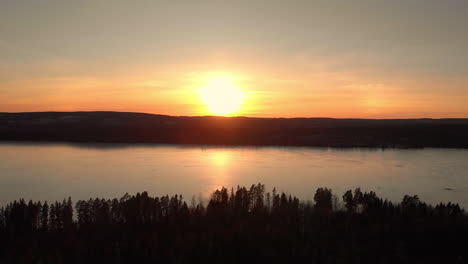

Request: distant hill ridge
left=1, top=111, right=468, bottom=148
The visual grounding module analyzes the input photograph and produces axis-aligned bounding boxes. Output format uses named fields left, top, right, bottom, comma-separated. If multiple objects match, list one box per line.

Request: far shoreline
left=1, top=111, right=468, bottom=148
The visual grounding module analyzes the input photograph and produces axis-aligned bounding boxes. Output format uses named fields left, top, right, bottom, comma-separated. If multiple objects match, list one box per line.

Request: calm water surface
left=1, top=142, right=468, bottom=208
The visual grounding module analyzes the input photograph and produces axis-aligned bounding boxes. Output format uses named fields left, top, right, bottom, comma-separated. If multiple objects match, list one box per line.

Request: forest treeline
left=1, top=184, right=467, bottom=263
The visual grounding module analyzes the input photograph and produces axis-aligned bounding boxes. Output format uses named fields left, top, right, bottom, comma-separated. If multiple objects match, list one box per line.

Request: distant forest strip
left=1, top=184, right=467, bottom=263
left=1, top=111, right=468, bottom=148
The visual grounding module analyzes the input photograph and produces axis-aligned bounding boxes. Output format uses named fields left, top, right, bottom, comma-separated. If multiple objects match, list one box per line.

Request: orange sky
left=1, top=0, right=468, bottom=118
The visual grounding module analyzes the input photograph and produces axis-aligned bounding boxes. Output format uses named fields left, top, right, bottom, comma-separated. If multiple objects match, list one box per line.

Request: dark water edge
left=2, top=111, right=468, bottom=148
left=3, top=139, right=468, bottom=151
left=0, top=139, right=450, bottom=149
left=1, top=184, right=467, bottom=263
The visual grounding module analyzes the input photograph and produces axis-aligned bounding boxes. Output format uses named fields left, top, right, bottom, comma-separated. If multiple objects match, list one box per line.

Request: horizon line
left=1, top=110, right=467, bottom=121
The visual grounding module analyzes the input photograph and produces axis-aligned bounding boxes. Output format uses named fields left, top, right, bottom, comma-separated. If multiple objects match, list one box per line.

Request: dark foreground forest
left=1, top=184, right=467, bottom=263
left=2, top=112, right=468, bottom=148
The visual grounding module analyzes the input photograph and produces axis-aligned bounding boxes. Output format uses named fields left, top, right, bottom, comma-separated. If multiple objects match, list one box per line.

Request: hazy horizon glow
left=1, top=0, right=468, bottom=118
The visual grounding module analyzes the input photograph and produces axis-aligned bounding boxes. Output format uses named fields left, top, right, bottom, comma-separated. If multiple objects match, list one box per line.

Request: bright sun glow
left=197, top=76, right=245, bottom=116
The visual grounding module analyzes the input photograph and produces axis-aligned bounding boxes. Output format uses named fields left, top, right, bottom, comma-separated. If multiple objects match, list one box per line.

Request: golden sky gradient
left=1, top=0, right=468, bottom=118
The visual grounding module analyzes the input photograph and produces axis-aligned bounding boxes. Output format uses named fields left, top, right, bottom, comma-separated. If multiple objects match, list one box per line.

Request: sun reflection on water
left=204, top=151, right=233, bottom=194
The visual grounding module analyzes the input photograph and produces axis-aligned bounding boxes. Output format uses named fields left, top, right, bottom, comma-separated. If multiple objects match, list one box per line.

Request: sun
left=197, top=76, right=245, bottom=116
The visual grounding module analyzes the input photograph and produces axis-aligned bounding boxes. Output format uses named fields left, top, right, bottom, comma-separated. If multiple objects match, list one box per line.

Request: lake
left=1, top=142, right=468, bottom=208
